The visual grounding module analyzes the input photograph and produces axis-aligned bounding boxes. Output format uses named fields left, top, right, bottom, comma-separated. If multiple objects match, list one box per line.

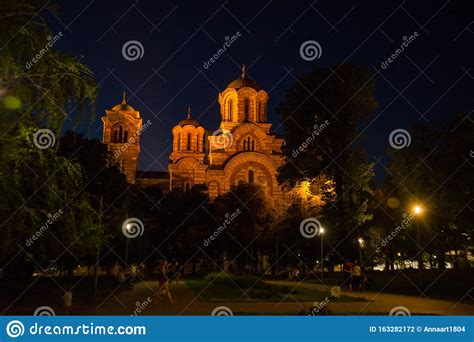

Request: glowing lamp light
left=413, top=205, right=423, bottom=215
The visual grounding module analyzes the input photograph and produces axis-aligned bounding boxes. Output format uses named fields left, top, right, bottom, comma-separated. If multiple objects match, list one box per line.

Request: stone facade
left=102, top=70, right=285, bottom=201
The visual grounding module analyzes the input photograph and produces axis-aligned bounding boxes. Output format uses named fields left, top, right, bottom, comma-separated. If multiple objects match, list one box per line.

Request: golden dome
left=111, top=92, right=135, bottom=111
left=177, top=107, right=201, bottom=127
left=226, top=64, right=260, bottom=90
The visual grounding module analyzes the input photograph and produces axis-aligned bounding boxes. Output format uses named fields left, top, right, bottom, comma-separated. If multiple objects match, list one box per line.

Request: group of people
left=343, top=260, right=365, bottom=291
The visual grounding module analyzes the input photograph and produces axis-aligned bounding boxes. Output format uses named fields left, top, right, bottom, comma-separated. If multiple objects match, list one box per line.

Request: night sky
left=51, top=0, right=472, bottom=181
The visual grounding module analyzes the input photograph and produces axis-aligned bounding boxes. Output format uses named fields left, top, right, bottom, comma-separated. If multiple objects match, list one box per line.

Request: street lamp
left=358, top=238, right=364, bottom=265
left=125, top=224, right=132, bottom=269
left=319, top=227, right=325, bottom=282
left=412, top=204, right=424, bottom=287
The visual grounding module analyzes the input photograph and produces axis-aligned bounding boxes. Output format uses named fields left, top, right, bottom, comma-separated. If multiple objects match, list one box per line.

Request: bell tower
left=101, top=93, right=142, bottom=183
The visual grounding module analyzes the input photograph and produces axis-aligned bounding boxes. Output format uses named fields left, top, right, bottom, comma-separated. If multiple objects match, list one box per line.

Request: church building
left=102, top=67, right=285, bottom=201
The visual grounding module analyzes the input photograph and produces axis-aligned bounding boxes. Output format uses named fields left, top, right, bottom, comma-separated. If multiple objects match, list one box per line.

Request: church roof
left=111, top=92, right=136, bottom=111
left=177, top=107, right=201, bottom=127
left=226, top=64, right=260, bottom=90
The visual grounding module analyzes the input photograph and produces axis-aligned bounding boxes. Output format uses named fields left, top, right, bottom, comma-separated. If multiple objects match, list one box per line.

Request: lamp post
left=358, top=237, right=364, bottom=264
left=320, top=227, right=325, bottom=282
left=412, top=204, right=424, bottom=288
left=125, top=223, right=131, bottom=270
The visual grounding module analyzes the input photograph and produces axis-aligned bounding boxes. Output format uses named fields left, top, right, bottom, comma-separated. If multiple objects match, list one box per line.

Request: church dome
left=177, top=107, right=201, bottom=127
left=226, top=65, right=260, bottom=90
left=111, top=92, right=135, bottom=111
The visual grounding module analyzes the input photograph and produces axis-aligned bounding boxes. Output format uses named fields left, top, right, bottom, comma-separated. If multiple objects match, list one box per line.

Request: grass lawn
left=186, top=273, right=367, bottom=302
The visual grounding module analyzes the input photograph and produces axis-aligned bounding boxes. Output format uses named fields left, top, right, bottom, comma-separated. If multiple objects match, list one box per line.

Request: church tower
left=101, top=93, right=142, bottom=183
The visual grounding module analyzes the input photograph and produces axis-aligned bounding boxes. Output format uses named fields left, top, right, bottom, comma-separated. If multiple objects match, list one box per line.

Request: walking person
left=158, top=260, right=174, bottom=303
left=343, top=261, right=354, bottom=291
left=352, top=261, right=362, bottom=291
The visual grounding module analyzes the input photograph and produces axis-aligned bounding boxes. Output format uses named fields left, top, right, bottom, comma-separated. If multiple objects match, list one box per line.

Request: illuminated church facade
left=102, top=68, right=285, bottom=201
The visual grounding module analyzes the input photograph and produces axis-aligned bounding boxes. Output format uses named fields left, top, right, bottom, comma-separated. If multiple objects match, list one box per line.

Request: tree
left=277, top=64, right=377, bottom=261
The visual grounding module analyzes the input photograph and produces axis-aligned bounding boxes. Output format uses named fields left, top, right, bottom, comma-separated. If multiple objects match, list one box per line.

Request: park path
left=265, top=280, right=474, bottom=315
left=93, top=279, right=474, bottom=315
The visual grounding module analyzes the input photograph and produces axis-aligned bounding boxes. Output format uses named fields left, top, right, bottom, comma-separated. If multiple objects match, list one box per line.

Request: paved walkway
left=92, top=279, right=474, bottom=315
left=265, top=280, right=474, bottom=315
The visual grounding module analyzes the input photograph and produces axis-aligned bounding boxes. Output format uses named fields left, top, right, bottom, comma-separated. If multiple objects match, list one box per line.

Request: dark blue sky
left=51, top=0, right=472, bottom=179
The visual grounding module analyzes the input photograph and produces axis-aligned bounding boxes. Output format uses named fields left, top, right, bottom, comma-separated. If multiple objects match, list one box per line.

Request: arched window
left=123, top=130, right=128, bottom=143
left=113, top=130, right=118, bottom=143
left=112, top=125, right=128, bottom=143
left=244, top=98, right=249, bottom=119
left=257, top=102, right=261, bottom=122
left=187, top=133, right=192, bottom=151
left=243, top=136, right=255, bottom=152
left=177, top=133, right=181, bottom=151
left=248, top=170, right=254, bottom=185
left=228, top=99, right=233, bottom=121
